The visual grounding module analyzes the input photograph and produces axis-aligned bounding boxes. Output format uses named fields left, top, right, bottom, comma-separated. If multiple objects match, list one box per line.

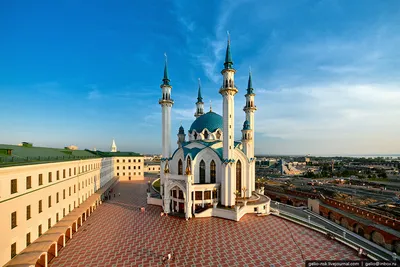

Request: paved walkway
left=50, top=180, right=361, bottom=267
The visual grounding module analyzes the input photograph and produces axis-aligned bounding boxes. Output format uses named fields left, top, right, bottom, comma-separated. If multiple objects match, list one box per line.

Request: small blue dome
left=243, top=120, right=251, bottom=130
left=189, top=111, right=223, bottom=133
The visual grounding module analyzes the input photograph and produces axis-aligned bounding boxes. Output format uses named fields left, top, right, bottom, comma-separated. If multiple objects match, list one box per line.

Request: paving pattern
left=50, top=180, right=361, bottom=267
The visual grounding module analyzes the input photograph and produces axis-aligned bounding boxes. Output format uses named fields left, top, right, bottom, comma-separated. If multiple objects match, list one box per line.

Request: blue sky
left=1, top=0, right=400, bottom=155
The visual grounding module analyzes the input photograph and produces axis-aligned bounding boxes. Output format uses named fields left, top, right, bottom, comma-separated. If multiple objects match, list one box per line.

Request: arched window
left=178, top=159, right=183, bottom=175
left=186, top=156, right=192, bottom=175
left=229, top=79, right=232, bottom=87
left=194, top=132, right=198, bottom=140
left=225, top=79, right=228, bottom=87
left=210, top=160, right=216, bottom=183
left=236, top=160, right=242, bottom=196
left=216, top=131, right=221, bottom=139
left=203, top=130, right=209, bottom=139
left=199, top=160, right=206, bottom=184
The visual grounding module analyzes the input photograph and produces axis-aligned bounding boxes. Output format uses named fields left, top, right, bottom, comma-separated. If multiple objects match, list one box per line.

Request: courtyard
left=49, top=180, right=361, bottom=267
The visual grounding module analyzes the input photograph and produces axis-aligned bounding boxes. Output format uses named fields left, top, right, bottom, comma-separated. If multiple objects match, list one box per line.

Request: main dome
left=189, top=111, right=223, bottom=133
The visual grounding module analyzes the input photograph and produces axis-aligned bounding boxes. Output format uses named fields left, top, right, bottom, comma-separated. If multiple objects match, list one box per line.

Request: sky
left=1, top=0, right=400, bottom=155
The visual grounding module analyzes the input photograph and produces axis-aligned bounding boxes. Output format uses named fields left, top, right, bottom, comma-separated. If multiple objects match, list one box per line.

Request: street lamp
left=147, top=180, right=151, bottom=193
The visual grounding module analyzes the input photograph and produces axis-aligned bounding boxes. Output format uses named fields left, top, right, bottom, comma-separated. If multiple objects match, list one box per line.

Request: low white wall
left=147, top=197, right=162, bottom=206
left=194, top=208, right=213, bottom=218
left=212, top=208, right=237, bottom=221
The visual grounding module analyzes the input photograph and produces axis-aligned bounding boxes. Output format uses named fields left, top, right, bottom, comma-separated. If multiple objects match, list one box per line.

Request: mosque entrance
left=170, top=187, right=186, bottom=215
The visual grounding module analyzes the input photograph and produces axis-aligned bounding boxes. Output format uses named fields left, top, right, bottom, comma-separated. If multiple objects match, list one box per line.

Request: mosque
left=158, top=37, right=270, bottom=220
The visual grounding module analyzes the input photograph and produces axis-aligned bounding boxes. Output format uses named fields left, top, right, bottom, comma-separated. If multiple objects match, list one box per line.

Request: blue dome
left=189, top=111, right=223, bottom=133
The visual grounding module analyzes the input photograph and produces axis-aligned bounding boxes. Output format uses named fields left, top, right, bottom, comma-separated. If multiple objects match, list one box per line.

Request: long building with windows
left=0, top=142, right=143, bottom=267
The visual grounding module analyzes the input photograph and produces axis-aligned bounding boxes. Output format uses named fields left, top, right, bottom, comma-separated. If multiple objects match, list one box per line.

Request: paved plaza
left=49, top=180, right=361, bottom=267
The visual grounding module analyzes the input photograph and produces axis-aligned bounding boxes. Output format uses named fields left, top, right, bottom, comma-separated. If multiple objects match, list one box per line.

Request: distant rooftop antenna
left=209, top=100, right=212, bottom=112
left=164, top=52, right=167, bottom=63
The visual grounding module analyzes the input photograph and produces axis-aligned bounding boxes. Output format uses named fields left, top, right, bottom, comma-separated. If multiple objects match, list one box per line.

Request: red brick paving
left=49, top=180, right=361, bottom=267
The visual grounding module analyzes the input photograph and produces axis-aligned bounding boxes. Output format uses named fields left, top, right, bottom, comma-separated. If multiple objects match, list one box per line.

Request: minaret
left=177, top=125, right=186, bottom=148
left=241, top=120, right=251, bottom=156
left=194, top=78, right=204, bottom=118
left=243, top=69, right=257, bottom=159
left=219, top=32, right=238, bottom=207
left=111, top=139, right=117, bottom=152
left=159, top=54, right=174, bottom=210
left=159, top=53, right=174, bottom=159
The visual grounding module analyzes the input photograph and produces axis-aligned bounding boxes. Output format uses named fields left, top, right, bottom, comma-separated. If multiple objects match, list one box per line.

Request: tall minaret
left=219, top=32, right=238, bottom=207
left=194, top=78, right=204, bottom=118
left=111, top=139, right=117, bottom=152
left=243, top=70, right=257, bottom=158
left=159, top=53, right=174, bottom=159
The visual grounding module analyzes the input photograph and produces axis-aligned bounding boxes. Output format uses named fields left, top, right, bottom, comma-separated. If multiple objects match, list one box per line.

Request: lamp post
left=147, top=180, right=151, bottom=193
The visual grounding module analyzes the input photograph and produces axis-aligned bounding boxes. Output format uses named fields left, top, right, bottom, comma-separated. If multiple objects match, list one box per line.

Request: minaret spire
left=163, top=53, right=170, bottom=85
left=197, top=78, right=203, bottom=102
left=194, top=78, right=205, bottom=118
left=224, top=31, right=233, bottom=69
left=247, top=68, right=254, bottom=95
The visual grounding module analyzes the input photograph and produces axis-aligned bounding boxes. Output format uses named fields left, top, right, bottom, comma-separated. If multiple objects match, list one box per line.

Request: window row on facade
left=116, top=165, right=141, bottom=170
left=10, top=177, right=96, bottom=230
left=116, top=172, right=141, bottom=176
left=115, top=158, right=142, bottom=163
left=9, top=163, right=100, bottom=195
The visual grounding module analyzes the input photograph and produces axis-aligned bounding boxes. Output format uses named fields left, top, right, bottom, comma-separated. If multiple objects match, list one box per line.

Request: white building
left=158, top=37, right=270, bottom=220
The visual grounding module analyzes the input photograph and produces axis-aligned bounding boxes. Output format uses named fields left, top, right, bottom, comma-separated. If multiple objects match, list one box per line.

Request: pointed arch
left=216, top=130, right=221, bottom=139
left=236, top=160, right=242, bottom=195
left=178, top=159, right=183, bottom=175
left=199, top=160, right=206, bottom=184
left=210, top=160, right=216, bottom=183
left=194, top=132, right=198, bottom=140
left=186, top=156, right=192, bottom=175
left=203, top=130, right=209, bottom=140
left=229, top=79, right=233, bottom=87
left=225, top=79, right=228, bottom=88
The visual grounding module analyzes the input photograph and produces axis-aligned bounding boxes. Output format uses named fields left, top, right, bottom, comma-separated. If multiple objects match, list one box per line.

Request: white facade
left=0, top=158, right=114, bottom=266
left=157, top=38, right=269, bottom=221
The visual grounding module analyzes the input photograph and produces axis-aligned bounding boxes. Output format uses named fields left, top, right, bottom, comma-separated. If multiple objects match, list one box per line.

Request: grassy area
left=367, top=178, right=388, bottom=182
left=152, top=178, right=160, bottom=193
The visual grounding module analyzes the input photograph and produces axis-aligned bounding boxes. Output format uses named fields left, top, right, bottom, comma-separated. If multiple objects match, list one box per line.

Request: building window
left=63, top=189, right=66, bottom=199
left=26, top=232, right=31, bottom=246
left=236, top=160, right=242, bottom=196
left=56, top=192, right=59, bottom=203
left=117, top=166, right=119, bottom=170
left=199, top=160, right=206, bottom=184
left=210, top=160, right=216, bottom=183
left=11, top=243, right=16, bottom=259
left=48, top=172, right=52, bottom=183
left=133, top=159, right=136, bottom=163
left=123, top=166, right=125, bottom=170
left=38, top=224, right=42, bottom=237
left=74, top=167, right=76, bottom=175
left=63, top=169, right=66, bottom=178
left=123, top=159, right=125, bottom=163
left=138, top=159, right=141, bottom=163
left=26, top=205, right=31, bottom=220
left=128, top=159, right=131, bottom=163
left=26, top=176, right=32, bottom=189
left=39, top=174, right=43, bottom=185
left=134, top=166, right=136, bottom=170
left=11, top=179, right=17, bottom=194
left=128, top=166, right=131, bottom=170
left=69, top=168, right=71, bottom=176
left=138, top=166, right=141, bottom=169
left=74, top=185, right=76, bottom=193
left=39, top=200, right=42, bottom=213
left=123, top=173, right=125, bottom=176
left=69, top=187, right=71, bottom=196
left=48, top=218, right=51, bottom=229
left=57, top=171, right=60, bottom=180
left=117, top=173, right=119, bottom=176
left=11, top=211, right=17, bottom=229
left=117, top=159, right=119, bottom=163
left=69, top=204, right=71, bottom=212
left=63, top=208, right=65, bottom=217
left=48, top=196, right=52, bottom=208
left=56, top=213, right=59, bottom=223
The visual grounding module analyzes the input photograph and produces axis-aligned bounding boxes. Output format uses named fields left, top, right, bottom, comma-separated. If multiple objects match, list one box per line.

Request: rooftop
left=0, top=144, right=142, bottom=168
